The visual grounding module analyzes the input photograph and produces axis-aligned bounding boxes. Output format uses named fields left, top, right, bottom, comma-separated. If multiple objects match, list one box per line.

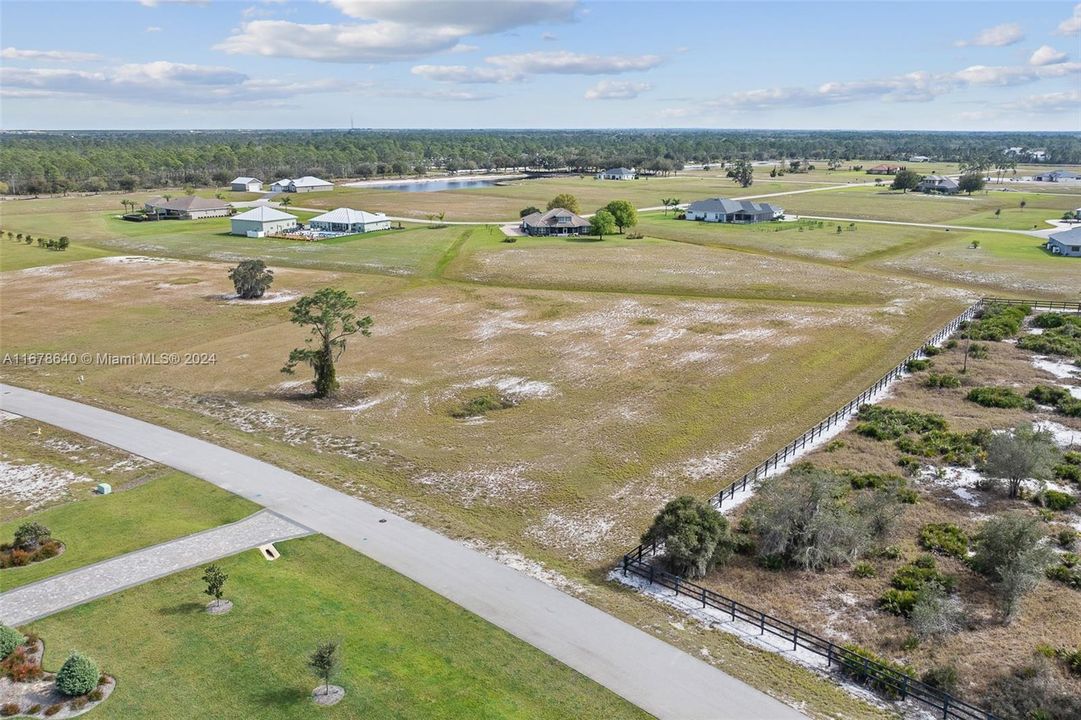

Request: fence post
left=942, top=695, right=949, bottom=720
left=701, top=586, right=707, bottom=608
left=759, top=612, right=765, bottom=635
left=673, top=576, right=680, bottom=597
left=622, top=554, right=628, bottom=576
left=901, top=675, right=908, bottom=700
left=792, top=627, right=798, bottom=651
left=648, top=564, right=654, bottom=585
left=826, top=643, right=833, bottom=667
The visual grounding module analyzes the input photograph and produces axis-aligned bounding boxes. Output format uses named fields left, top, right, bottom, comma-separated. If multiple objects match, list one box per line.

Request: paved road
left=0, top=385, right=804, bottom=720
left=1, top=510, right=311, bottom=626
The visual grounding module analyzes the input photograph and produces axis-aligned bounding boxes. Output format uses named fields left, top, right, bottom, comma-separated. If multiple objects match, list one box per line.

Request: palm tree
left=661, top=198, right=673, bottom=215
left=279, top=196, right=291, bottom=207
left=1019, top=200, right=1027, bottom=211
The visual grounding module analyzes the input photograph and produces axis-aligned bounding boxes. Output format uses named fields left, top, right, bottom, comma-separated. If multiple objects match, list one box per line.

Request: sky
left=1, top=0, right=1079, bottom=130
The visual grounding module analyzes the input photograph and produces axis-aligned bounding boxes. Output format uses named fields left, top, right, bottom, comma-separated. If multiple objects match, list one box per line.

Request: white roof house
left=596, top=167, right=637, bottom=180
left=230, top=177, right=262, bottom=192
left=230, top=206, right=299, bottom=236
left=308, top=208, right=390, bottom=234
left=286, top=176, right=334, bottom=192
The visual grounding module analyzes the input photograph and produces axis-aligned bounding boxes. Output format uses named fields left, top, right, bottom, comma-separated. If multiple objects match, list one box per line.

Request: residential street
left=0, top=384, right=806, bottom=720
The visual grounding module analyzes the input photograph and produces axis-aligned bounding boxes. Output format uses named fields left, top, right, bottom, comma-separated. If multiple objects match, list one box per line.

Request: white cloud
left=449, top=44, right=479, bottom=54
left=955, top=22, right=1024, bottom=47
left=137, top=0, right=208, bottom=6
left=0, top=60, right=355, bottom=105
left=1012, top=89, right=1081, bottom=112
left=219, top=1, right=579, bottom=63
left=542, top=32, right=558, bottom=41
left=1056, top=3, right=1081, bottom=35
left=412, top=64, right=519, bottom=83
left=380, top=87, right=496, bottom=102
left=953, top=62, right=1081, bottom=86
left=486, top=50, right=662, bottom=75
left=145, top=26, right=162, bottom=32
left=1028, top=45, right=1068, bottom=66
left=584, top=80, right=651, bottom=100
left=1, top=47, right=101, bottom=62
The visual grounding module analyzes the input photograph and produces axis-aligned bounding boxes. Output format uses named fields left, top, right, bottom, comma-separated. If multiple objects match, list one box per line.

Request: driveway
left=0, top=384, right=805, bottom=720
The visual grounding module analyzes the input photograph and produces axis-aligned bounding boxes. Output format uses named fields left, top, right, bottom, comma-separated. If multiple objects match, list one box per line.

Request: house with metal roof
left=1046, top=226, right=1081, bottom=257
left=1033, top=170, right=1081, bottom=183
left=596, top=167, right=637, bottom=180
left=866, top=164, right=902, bottom=175
left=230, top=177, right=263, bottom=192
left=230, top=206, right=299, bottom=236
left=684, top=198, right=784, bottom=224
left=270, top=176, right=334, bottom=193
left=143, top=195, right=232, bottom=220
left=520, top=208, right=591, bottom=236
left=308, top=208, right=390, bottom=234
left=916, top=175, right=960, bottom=194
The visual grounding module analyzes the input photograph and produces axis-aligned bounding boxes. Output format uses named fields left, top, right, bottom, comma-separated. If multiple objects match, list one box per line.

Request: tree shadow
left=157, top=601, right=204, bottom=616
left=253, top=686, right=309, bottom=708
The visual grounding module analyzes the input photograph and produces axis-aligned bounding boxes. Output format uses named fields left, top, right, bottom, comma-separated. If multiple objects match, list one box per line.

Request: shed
left=231, top=206, right=299, bottom=236
left=95, top=483, right=112, bottom=495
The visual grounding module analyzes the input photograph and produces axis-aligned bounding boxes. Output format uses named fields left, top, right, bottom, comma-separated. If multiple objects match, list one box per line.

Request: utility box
left=95, top=483, right=112, bottom=495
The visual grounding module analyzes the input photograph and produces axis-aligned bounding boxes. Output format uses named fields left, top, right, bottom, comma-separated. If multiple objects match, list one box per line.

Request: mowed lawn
left=0, top=237, right=118, bottom=272
left=25, top=535, right=649, bottom=720
left=1, top=473, right=257, bottom=589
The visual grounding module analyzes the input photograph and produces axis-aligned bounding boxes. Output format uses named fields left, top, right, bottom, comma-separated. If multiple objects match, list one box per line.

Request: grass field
left=24, top=534, right=649, bottom=720
left=1, top=472, right=257, bottom=589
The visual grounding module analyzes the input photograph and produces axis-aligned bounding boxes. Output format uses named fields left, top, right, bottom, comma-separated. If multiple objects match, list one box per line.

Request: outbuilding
left=230, top=206, right=299, bottom=236
left=308, top=208, right=391, bottom=234
left=230, top=177, right=263, bottom=192
left=1046, top=226, right=1081, bottom=257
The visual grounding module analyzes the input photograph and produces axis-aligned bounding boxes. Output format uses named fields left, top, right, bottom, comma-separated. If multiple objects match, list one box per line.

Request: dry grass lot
left=696, top=335, right=1081, bottom=709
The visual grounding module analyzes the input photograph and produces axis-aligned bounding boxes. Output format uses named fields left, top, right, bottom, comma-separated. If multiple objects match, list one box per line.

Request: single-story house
left=520, top=207, right=591, bottom=236
left=1046, top=226, right=1081, bottom=257
left=1033, top=170, right=1081, bottom=182
left=273, top=176, right=334, bottom=193
left=596, top=167, right=636, bottom=180
left=308, top=207, right=390, bottom=234
left=916, top=175, right=960, bottom=194
left=144, top=195, right=232, bottom=220
left=866, top=164, right=902, bottom=175
left=909, top=155, right=931, bottom=162
left=230, top=177, right=263, bottom=192
left=230, top=206, right=299, bottom=236
left=684, top=198, right=784, bottom=224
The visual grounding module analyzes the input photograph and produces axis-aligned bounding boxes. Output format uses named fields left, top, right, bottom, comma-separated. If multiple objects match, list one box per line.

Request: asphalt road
left=0, top=384, right=805, bottom=720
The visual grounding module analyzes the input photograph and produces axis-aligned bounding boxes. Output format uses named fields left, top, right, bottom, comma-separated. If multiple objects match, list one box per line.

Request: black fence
left=620, top=553, right=994, bottom=720
left=618, top=297, right=1081, bottom=720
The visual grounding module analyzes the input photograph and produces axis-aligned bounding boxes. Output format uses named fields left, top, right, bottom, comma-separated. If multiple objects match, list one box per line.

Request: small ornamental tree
left=228, top=259, right=275, bottom=299
left=589, top=209, right=616, bottom=240
left=202, top=563, right=228, bottom=609
left=546, top=193, right=581, bottom=214
left=891, top=169, right=922, bottom=193
left=641, top=496, right=733, bottom=579
left=604, top=200, right=638, bottom=233
left=55, top=652, right=99, bottom=697
left=308, top=640, right=340, bottom=696
left=981, top=424, right=1058, bottom=499
left=282, top=288, right=374, bottom=399
left=13, top=522, right=51, bottom=551
left=0, top=626, right=23, bottom=660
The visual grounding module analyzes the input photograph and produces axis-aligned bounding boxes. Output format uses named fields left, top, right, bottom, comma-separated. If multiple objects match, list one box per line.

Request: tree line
left=2, top=129, right=1078, bottom=195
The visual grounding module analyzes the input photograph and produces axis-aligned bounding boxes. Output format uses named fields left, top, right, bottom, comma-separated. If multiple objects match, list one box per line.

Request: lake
left=361, top=178, right=505, bottom=193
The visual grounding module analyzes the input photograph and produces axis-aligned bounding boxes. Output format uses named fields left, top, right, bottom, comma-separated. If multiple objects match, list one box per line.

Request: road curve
left=0, top=384, right=805, bottom=720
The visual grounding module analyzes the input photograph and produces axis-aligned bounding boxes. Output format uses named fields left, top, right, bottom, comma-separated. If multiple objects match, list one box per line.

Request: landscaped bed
left=0, top=628, right=113, bottom=719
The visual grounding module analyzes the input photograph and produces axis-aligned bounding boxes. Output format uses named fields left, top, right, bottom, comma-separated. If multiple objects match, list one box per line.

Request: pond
left=348, top=177, right=522, bottom=193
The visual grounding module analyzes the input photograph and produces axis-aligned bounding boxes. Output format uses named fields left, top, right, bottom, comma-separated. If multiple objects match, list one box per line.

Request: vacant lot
left=25, top=534, right=648, bottom=720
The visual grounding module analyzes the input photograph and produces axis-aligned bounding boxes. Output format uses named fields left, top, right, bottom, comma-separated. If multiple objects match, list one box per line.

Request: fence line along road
left=620, top=296, right=1081, bottom=720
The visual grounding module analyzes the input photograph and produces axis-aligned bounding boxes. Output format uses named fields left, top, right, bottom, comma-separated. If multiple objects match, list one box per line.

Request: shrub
left=922, top=344, right=942, bottom=356
left=1056, top=462, right=1081, bottom=484
left=854, top=405, right=946, bottom=440
left=878, top=588, right=919, bottom=616
left=732, top=533, right=755, bottom=556
left=12, top=521, right=50, bottom=551
left=965, top=303, right=1029, bottom=341
left=846, top=472, right=905, bottom=490
left=891, top=556, right=955, bottom=593
left=981, top=424, right=1059, bottom=499
left=985, top=657, right=1081, bottom=720
left=910, top=584, right=966, bottom=640
left=55, top=652, right=99, bottom=697
left=1056, top=528, right=1078, bottom=549
left=641, top=496, right=734, bottom=579
left=925, top=373, right=961, bottom=389
left=88, top=688, right=104, bottom=702
left=945, top=339, right=959, bottom=349
left=918, top=523, right=969, bottom=558
left=0, top=626, right=22, bottom=660
left=1038, top=489, right=1077, bottom=511
left=835, top=643, right=915, bottom=699
left=904, top=358, right=931, bottom=372
left=26, top=706, right=41, bottom=715
left=1058, top=398, right=1081, bottom=418
left=1018, top=324, right=1081, bottom=357
left=896, top=429, right=986, bottom=466
left=965, top=386, right=1035, bottom=410
left=68, top=697, right=88, bottom=711
left=1028, top=384, right=1071, bottom=406
left=1046, top=563, right=1081, bottom=589
left=1033, top=312, right=1071, bottom=329
left=971, top=513, right=1057, bottom=622
left=874, top=545, right=901, bottom=560
left=1, top=704, right=19, bottom=717
left=853, top=561, right=876, bottom=578
left=896, top=487, right=919, bottom=504
left=921, top=665, right=959, bottom=695
left=450, top=391, right=513, bottom=418
left=0, top=646, right=43, bottom=682
left=44, top=704, right=63, bottom=717
left=967, top=342, right=990, bottom=359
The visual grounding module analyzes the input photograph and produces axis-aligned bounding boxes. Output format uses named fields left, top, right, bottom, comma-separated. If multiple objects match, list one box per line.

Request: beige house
left=230, top=206, right=299, bottom=236
left=144, top=195, right=232, bottom=220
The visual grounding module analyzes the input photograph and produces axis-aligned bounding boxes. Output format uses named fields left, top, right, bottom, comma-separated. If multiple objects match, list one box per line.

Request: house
left=143, top=195, right=231, bottom=220
left=308, top=208, right=390, bottom=234
left=230, top=177, right=262, bottom=192
left=230, top=206, right=299, bottom=236
left=596, top=167, right=636, bottom=181
left=916, top=175, right=960, bottom=194
left=520, top=207, right=591, bottom=236
left=866, top=164, right=902, bottom=175
left=684, top=198, right=784, bottom=224
left=1033, top=170, right=1081, bottom=182
left=1045, top=226, right=1081, bottom=257
left=270, top=176, right=334, bottom=193
left=909, top=155, right=931, bottom=163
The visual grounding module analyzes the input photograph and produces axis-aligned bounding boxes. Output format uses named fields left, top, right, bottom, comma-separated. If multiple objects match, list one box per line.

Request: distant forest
left=1, top=129, right=1079, bottom=195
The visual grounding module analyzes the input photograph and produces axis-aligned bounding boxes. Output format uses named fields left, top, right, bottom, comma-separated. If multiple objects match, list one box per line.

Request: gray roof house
left=230, top=206, right=299, bottom=237
left=144, top=195, right=232, bottom=220
left=1046, top=226, right=1081, bottom=257
left=230, top=177, right=263, bottom=192
left=270, top=176, right=334, bottom=193
left=520, top=208, right=591, bottom=236
left=684, top=198, right=784, bottom=224
left=1034, top=170, right=1081, bottom=182
left=596, top=167, right=637, bottom=180
left=916, top=175, right=960, bottom=194
left=308, top=208, right=390, bottom=234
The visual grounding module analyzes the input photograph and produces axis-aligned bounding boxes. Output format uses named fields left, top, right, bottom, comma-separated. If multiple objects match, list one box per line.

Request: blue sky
left=1, top=0, right=1079, bottom=130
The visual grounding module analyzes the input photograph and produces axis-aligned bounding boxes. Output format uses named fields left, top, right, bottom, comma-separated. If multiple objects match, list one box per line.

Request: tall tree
left=589, top=209, right=616, bottom=240
left=731, top=160, right=753, bottom=188
left=228, top=259, right=274, bottom=299
left=890, top=169, right=922, bottom=193
left=604, top=200, right=638, bottom=233
left=282, top=288, right=373, bottom=399
left=547, top=193, right=581, bottom=214
left=957, top=174, right=985, bottom=195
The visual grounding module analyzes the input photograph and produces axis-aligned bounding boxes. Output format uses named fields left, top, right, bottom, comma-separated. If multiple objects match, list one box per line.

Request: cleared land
left=24, top=534, right=649, bottom=720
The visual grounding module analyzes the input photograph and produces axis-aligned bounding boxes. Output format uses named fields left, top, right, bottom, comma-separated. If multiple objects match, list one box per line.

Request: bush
left=55, top=652, right=99, bottom=697
left=878, top=588, right=919, bottom=616
left=965, top=386, right=1035, bottom=410
left=920, top=665, right=959, bottom=695
left=836, top=643, right=915, bottom=699
left=1038, top=489, right=1077, bottom=511
left=1056, top=462, right=1081, bottom=484
left=68, top=697, right=88, bottom=711
left=924, top=373, right=961, bottom=389
left=1056, top=528, right=1078, bottom=549
left=967, top=342, right=990, bottom=359
left=853, top=561, right=876, bottom=578
left=1046, top=563, right=1081, bottom=589
left=896, top=429, right=987, bottom=466
left=918, top=523, right=968, bottom=558
left=450, top=391, right=513, bottom=418
left=0, top=626, right=22, bottom=660
left=965, top=303, right=1029, bottom=341
left=910, top=584, right=966, bottom=640
left=922, top=344, right=942, bottom=356
left=1028, top=384, right=1071, bottom=406
left=905, top=358, right=931, bottom=372
left=1, top=704, right=19, bottom=717
left=874, top=545, right=902, bottom=559
left=641, top=496, right=734, bottom=579
left=1018, top=323, right=1081, bottom=357
left=0, top=646, right=43, bottom=683
left=891, top=556, right=955, bottom=593
left=1033, top=312, right=1071, bottom=329
left=12, top=521, right=50, bottom=551
left=895, top=487, right=919, bottom=504
left=846, top=472, right=905, bottom=490
left=854, top=405, right=946, bottom=440
left=44, top=704, right=63, bottom=717
left=971, top=513, right=1057, bottom=623
left=88, top=688, right=104, bottom=702
left=985, top=657, right=1081, bottom=720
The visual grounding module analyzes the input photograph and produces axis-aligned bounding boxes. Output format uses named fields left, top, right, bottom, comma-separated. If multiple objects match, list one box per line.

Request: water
left=365, top=178, right=502, bottom=193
